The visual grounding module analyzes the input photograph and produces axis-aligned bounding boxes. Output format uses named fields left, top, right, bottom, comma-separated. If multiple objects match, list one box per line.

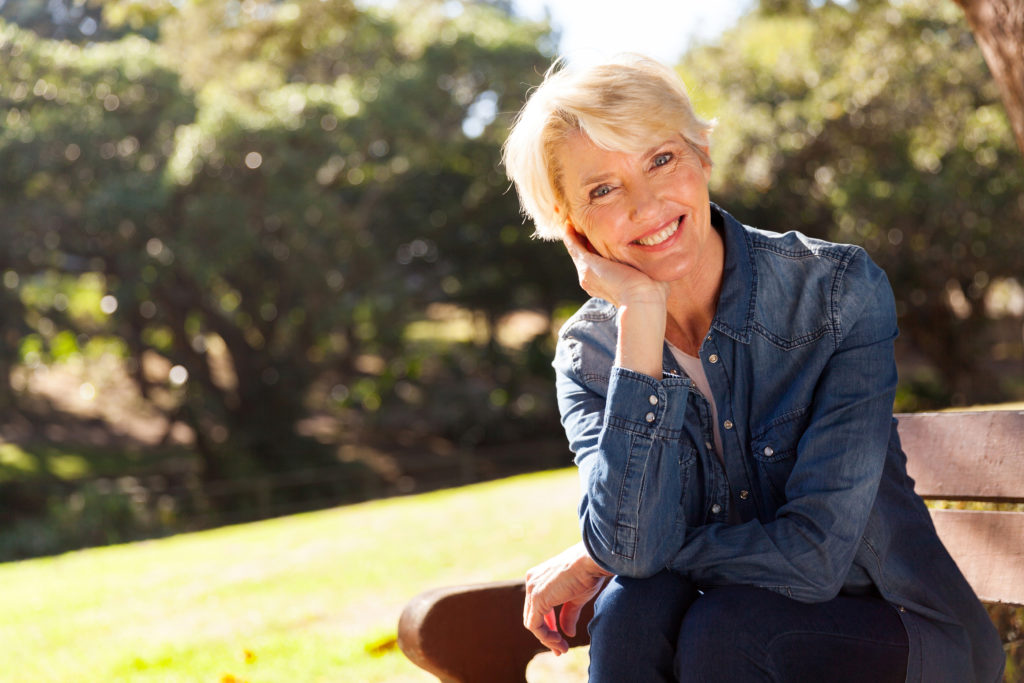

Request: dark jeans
left=588, top=571, right=909, bottom=682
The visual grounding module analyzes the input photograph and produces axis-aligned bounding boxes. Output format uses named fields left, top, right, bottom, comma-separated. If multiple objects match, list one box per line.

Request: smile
left=634, top=217, right=681, bottom=246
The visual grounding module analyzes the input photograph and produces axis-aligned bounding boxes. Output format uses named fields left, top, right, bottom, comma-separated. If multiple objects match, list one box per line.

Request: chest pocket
left=750, top=408, right=807, bottom=505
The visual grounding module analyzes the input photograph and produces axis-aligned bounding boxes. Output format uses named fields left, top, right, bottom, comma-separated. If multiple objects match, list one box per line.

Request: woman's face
left=558, top=130, right=715, bottom=285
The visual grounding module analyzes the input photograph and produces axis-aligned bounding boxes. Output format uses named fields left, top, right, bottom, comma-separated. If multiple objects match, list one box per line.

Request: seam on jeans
left=766, top=630, right=909, bottom=652
left=763, top=630, right=909, bottom=682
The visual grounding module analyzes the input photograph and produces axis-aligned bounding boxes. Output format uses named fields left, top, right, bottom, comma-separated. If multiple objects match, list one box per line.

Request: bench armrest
left=398, top=579, right=594, bottom=683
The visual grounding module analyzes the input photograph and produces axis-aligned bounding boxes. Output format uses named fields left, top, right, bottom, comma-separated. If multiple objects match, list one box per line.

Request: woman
left=502, top=55, right=1004, bottom=682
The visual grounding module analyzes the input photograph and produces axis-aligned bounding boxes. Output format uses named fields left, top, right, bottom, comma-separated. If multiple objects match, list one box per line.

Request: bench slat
left=899, top=411, right=1024, bottom=502
left=930, top=509, right=1024, bottom=604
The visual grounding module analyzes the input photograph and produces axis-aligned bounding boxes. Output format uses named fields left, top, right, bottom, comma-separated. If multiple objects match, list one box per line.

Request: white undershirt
left=667, top=343, right=724, bottom=463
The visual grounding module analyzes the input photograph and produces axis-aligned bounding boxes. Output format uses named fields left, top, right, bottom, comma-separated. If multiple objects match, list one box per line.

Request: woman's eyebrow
left=580, top=172, right=613, bottom=188
left=644, top=140, right=678, bottom=157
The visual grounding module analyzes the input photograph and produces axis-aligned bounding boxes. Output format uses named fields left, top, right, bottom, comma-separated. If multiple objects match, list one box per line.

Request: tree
left=953, top=0, right=1024, bottom=156
left=0, top=1, right=564, bottom=492
left=684, top=0, right=1024, bottom=406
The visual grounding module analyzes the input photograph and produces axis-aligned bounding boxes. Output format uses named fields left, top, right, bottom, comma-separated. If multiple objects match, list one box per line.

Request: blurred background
left=1, top=0, right=1022, bottom=562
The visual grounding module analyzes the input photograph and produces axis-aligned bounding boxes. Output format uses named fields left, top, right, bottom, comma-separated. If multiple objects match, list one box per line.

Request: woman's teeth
left=635, top=218, right=681, bottom=246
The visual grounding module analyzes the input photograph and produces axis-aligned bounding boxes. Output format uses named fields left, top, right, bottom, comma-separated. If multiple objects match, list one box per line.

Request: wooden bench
left=398, top=410, right=1024, bottom=682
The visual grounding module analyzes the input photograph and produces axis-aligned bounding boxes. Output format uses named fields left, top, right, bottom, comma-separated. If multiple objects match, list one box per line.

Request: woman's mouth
left=634, top=217, right=682, bottom=246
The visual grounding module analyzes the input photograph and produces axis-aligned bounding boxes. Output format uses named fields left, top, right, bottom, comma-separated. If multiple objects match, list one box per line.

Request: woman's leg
left=675, top=586, right=908, bottom=683
left=588, top=570, right=698, bottom=683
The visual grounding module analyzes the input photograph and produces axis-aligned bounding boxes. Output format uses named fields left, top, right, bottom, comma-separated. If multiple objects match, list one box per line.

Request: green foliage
left=686, top=0, right=1024, bottom=406
left=4, top=0, right=1023, bottom=529
left=0, top=3, right=569, bottom=487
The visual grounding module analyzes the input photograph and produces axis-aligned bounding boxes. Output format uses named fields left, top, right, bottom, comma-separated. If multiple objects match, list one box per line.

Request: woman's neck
left=663, top=228, right=724, bottom=356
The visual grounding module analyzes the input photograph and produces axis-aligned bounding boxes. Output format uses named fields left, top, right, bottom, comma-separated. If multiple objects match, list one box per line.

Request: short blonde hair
left=502, top=54, right=715, bottom=240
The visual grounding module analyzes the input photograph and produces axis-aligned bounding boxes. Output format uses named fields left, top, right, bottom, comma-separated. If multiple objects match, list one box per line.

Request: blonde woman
left=503, top=55, right=1003, bottom=682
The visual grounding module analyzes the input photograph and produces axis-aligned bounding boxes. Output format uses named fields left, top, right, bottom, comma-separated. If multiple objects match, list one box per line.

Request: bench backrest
left=899, top=411, right=1024, bottom=604
left=398, top=410, right=1024, bottom=682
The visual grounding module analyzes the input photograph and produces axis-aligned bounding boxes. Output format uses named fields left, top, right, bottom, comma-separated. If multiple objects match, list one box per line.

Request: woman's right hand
left=524, top=542, right=612, bottom=655
left=563, top=226, right=669, bottom=310
left=563, top=226, right=669, bottom=379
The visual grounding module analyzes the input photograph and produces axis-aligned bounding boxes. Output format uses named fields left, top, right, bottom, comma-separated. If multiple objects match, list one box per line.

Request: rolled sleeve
left=558, top=364, right=695, bottom=577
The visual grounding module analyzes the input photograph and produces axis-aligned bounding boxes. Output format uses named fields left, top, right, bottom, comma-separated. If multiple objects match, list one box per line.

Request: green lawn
left=0, top=469, right=587, bottom=682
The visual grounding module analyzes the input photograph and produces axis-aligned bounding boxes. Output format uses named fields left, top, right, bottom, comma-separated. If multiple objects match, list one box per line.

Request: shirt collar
left=709, top=203, right=756, bottom=344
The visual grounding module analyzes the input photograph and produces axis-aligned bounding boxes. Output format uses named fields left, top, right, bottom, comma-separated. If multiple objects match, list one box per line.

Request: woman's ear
left=555, top=205, right=574, bottom=232
left=693, top=135, right=712, bottom=180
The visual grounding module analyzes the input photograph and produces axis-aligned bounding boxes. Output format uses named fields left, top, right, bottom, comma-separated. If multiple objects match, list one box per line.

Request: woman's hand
left=563, top=227, right=669, bottom=309
left=564, top=227, right=668, bottom=378
left=523, top=542, right=612, bottom=655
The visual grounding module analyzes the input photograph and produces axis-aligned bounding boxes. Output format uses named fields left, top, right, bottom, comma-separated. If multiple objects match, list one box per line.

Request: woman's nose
left=628, top=183, right=659, bottom=223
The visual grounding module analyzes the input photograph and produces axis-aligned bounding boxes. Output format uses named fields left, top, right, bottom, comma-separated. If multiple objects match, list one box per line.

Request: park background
left=0, top=0, right=1022, bottom=680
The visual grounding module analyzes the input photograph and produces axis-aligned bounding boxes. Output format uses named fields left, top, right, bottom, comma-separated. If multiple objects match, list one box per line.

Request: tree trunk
left=953, top=0, right=1024, bottom=157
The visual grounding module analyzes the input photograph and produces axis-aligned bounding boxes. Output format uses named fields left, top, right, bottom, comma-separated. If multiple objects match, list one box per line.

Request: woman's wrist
left=571, top=541, right=614, bottom=577
left=615, top=301, right=667, bottom=379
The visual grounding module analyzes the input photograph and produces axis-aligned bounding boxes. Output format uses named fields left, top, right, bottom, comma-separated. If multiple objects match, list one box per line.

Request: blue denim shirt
left=553, top=205, right=1004, bottom=682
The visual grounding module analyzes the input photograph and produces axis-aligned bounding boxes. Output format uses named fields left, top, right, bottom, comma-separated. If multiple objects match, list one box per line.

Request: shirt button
left=739, top=490, right=750, bottom=500
left=705, top=441, right=713, bottom=451
left=763, top=446, right=774, bottom=457
left=649, top=395, right=659, bottom=405
left=723, top=419, right=734, bottom=430
left=645, top=412, right=656, bottom=423
left=708, top=354, right=719, bottom=364
left=711, top=504, right=722, bottom=514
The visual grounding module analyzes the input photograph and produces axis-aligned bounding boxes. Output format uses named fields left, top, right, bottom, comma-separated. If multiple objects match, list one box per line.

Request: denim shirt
left=553, top=205, right=1004, bottom=682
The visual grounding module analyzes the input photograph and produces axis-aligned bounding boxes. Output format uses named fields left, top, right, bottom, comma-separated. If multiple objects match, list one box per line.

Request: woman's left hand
left=523, top=542, right=612, bottom=655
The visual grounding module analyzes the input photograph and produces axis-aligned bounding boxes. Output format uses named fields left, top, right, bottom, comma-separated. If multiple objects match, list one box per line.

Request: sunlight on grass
left=0, top=468, right=584, bottom=682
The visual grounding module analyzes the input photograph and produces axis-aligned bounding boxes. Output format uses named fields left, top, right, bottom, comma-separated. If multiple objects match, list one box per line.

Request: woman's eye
left=590, top=185, right=612, bottom=199
left=653, top=153, right=673, bottom=167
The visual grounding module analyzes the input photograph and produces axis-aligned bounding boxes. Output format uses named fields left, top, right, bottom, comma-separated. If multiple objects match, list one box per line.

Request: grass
left=0, top=468, right=587, bottom=682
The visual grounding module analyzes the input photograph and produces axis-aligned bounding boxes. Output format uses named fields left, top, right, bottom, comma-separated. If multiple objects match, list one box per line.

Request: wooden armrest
left=398, top=579, right=594, bottom=683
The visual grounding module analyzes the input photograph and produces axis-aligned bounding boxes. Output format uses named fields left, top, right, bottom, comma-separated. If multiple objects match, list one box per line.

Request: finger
left=562, top=224, right=594, bottom=257
left=526, top=608, right=569, bottom=655
left=544, top=609, right=558, bottom=632
left=559, top=601, right=581, bottom=638
left=562, top=230, right=585, bottom=261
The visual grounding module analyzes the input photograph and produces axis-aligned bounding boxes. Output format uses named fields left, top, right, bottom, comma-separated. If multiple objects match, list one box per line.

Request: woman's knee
left=674, top=587, right=772, bottom=681
left=674, top=587, right=909, bottom=683
left=588, top=571, right=697, bottom=683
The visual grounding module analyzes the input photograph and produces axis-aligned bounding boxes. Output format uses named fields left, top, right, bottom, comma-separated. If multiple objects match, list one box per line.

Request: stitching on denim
left=750, top=405, right=808, bottom=443
left=830, top=248, right=856, bottom=351
left=612, top=432, right=642, bottom=560
left=750, top=320, right=831, bottom=350
left=748, top=235, right=851, bottom=264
